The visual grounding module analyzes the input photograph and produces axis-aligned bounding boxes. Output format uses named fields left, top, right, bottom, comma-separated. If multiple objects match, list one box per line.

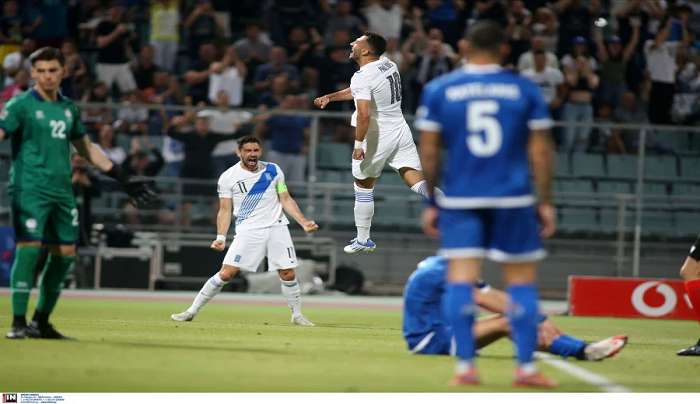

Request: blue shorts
left=407, top=326, right=454, bottom=355
left=438, top=206, right=545, bottom=262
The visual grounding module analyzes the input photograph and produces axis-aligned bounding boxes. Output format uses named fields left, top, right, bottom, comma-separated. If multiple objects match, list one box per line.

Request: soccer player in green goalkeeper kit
left=1, top=47, right=158, bottom=340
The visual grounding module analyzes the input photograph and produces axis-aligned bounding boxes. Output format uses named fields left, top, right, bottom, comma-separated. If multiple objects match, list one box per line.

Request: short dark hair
left=465, top=21, right=505, bottom=55
left=29, top=47, right=64, bottom=66
left=364, top=32, right=387, bottom=56
left=238, top=135, right=262, bottom=149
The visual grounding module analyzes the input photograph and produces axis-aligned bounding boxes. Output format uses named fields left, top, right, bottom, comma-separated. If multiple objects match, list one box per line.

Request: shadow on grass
left=88, top=339, right=286, bottom=354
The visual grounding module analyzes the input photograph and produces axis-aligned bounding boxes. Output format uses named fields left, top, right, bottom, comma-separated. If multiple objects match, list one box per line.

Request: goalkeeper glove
left=106, top=164, right=161, bottom=208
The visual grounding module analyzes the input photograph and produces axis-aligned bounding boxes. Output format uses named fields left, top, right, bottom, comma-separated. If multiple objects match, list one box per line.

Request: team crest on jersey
left=25, top=218, right=37, bottom=231
left=64, top=109, right=72, bottom=120
left=35, top=110, right=44, bottom=119
left=234, top=254, right=241, bottom=263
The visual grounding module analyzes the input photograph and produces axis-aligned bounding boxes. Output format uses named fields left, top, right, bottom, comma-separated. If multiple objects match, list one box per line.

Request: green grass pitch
left=1, top=295, right=699, bottom=392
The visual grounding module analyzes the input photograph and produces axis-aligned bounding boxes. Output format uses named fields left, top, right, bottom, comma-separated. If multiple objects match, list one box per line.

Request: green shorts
left=10, top=188, right=78, bottom=245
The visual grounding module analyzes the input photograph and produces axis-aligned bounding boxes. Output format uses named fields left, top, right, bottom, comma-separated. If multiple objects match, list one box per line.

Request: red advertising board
left=568, top=276, right=696, bottom=320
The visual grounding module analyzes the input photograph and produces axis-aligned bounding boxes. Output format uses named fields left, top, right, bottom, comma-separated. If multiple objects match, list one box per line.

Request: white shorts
left=96, top=63, right=137, bottom=93
left=352, top=122, right=422, bottom=180
left=222, top=225, right=298, bottom=272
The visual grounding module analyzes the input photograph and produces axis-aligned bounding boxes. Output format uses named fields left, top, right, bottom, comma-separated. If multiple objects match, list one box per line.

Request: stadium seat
left=317, top=143, right=351, bottom=169
left=642, top=210, right=674, bottom=237
left=571, top=153, right=605, bottom=177
left=331, top=200, right=356, bottom=226
left=599, top=207, right=632, bottom=234
left=645, top=155, right=677, bottom=179
left=380, top=171, right=405, bottom=186
left=559, top=207, right=598, bottom=233
left=597, top=181, right=632, bottom=194
left=317, top=170, right=343, bottom=183
left=606, top=155, right=638, bottom=179
left=671, top=183, right=700, bottom=197
left=675, top=211, right=700, bottom=237
left=680, top=157, right=700, bottom=179
left=559, top=179, right=594, bottom=194
left=555, top=152, right=570, bottom=176
left=637, top=182, right=668, bottom=197
left=373, top=200, right=413, bottom=227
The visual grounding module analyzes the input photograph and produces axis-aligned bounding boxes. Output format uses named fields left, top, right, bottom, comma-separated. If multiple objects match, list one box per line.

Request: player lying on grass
left=403, top=256, right=628, bottom=360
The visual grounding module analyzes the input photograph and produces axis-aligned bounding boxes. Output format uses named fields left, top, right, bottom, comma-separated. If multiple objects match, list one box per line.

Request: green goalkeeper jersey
left=0, top=89, right=86, bottom=196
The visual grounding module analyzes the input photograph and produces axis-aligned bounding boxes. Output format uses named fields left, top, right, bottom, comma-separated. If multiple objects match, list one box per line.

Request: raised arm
left=313, top=87, right=353, bottom=109
left=279, top=191, right=319, bottom=233
left=623, top=20, right=641, bottom=62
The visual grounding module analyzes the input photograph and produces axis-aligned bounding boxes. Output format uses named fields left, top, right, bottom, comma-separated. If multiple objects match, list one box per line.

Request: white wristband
left=216, top=234, right=226, bottom=242
left=354, top=140, right=363, bottom=149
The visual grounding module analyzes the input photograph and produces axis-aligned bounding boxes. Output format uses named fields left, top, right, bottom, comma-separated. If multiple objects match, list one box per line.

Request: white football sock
left=353, top=183, right=374, bottom=242
left=188, top=273, right=228, bottom=314
left=410, top=180, right=444, bottom=201
left=280, top=277, right=302, bottom=316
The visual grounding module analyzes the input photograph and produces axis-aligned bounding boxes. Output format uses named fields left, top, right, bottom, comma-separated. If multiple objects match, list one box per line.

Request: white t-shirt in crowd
left=521, top=67, right=564, bottom=104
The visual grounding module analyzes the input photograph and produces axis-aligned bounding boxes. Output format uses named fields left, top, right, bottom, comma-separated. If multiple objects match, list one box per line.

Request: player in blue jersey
left=403, top=256, right=628, bottom=360
left=416, top=21, right=557, bottom=388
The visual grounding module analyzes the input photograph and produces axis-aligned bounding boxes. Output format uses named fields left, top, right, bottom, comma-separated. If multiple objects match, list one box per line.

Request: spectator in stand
left=0, top=0, right=23, bottom=63
left=81, top=82, right=112, bottom=131
left=259, top=73, right=291, bottom=108
left=473, top=0, right=509, bottom=27
left=97, top=124, right=127, bottom=165
left=612, top=91, right=648, bottom=153
left=316, top=46, right=355, bottom=110
left=234, top=22, right=273, bottom=78
left=406, top=39, right=454, bottom=101
left=506, top=0, right=533, bottom=66
left=455, top=38, right=469, bottom=68
left=364, top=0, right=404, bottom=40
left=22, top=0, right=68, bottom=48
left=0, top=68, right=28, bottom=104
left=423, top=0, right=461, bottom=46
left=184, top=42, right=218, bottom=105
left=254, top=47, right=300, bottom=92
left=60, top=40, right=87, bottom=99
left=149, top=0, right=180, bottom=72
left=71, top=155, right=101, bottom=246
left=324, top=0, right=366, bottom=45
left=531, top=7, right=559, bottom=53
left=554, top=0, right=597, bottom=56
left=645, top=11, right=692, bottom=125
left=522, top=49, right=565, bottom=113
left=517, top=36, right=559, bottom=72
left=123, top=137, right=166, bottom=225
left=562, top=51, right=600, bottom=151
left=132, top=45, right=160, bottom=91
left=208, top=45, right=247, bottom=107
left=123, top=137, right=165, bottom=178
left=3, top=39, right=36, bottom=87
left=203, top=90, right=253, bottom=175
left=594, top=18, right=640, bottom=108
left=561, top=36, right=597, bottom=72
left=168, top=111, right=252, bottom=225
left=264, top=0, right=318, bottom=45
left=95, top=3, right=137, bottom=95
left=184, top=0, right=224, bottom=60
left=286, top=26, right=324, bottom=74
left=116, top=91, right=149, bottom=136
left=254, top=94, right=310, bottom=184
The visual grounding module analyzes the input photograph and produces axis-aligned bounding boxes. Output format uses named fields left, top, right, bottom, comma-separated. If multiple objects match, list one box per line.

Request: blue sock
left=507, top=284, right=539, bottom=365
left=548, top=334, right=587, bottom=359
left=444, top=282, right=476, bottom=362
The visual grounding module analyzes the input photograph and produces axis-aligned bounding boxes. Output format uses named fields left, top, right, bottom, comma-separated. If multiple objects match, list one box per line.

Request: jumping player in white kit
left=171, top=136, right=319, bottom=326
left=314, top=32, right=439, bottom=254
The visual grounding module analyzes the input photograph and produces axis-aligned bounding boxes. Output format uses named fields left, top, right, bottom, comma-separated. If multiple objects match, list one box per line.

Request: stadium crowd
left=1, top=0, right=699, bottom=178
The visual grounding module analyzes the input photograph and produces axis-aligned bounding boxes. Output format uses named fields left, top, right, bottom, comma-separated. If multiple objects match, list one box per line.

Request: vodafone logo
left=631, top=281, right=677, bottom=317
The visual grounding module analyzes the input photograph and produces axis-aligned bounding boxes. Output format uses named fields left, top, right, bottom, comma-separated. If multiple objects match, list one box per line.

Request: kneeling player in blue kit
left=403, top=256, right=627, bottom=360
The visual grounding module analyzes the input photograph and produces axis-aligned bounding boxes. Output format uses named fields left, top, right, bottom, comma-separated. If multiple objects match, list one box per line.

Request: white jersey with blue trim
left=415, top=64, right=553, bottom=209
left=350, top=57, right=407, bottom=134
left=217, top=161, right=289, bottom=232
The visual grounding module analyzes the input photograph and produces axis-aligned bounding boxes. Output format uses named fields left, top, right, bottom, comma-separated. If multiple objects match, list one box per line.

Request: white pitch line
left=535, top=352, right=631, bottom=392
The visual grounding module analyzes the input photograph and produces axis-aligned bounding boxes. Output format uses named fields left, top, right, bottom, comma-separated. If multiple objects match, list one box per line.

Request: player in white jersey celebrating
left=171, top=136, right=319, bottom=326
left=314, top=32, right=438, bottom=254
